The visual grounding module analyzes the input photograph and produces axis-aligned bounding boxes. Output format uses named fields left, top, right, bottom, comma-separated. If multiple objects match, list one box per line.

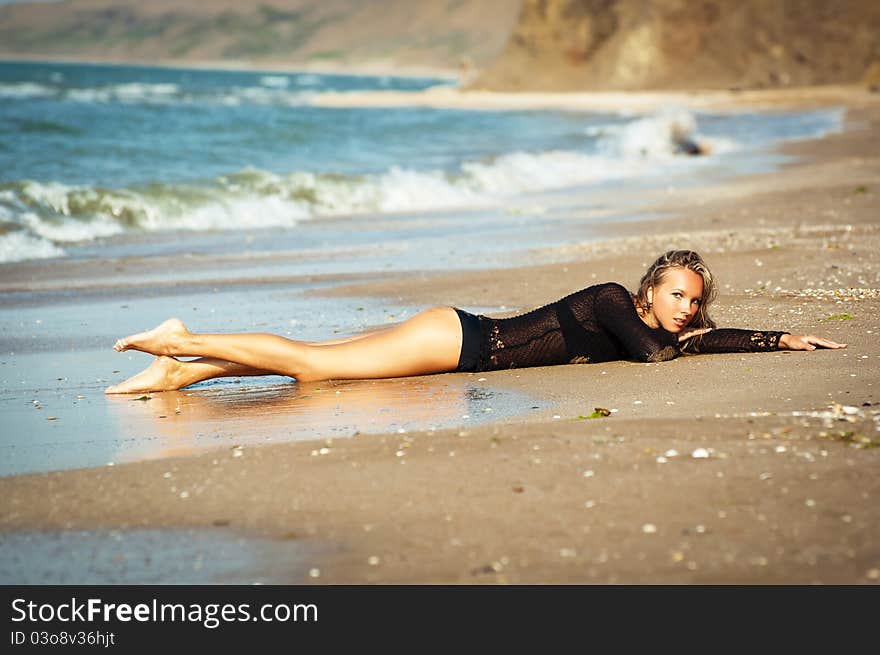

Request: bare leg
left=103, top=331, right=389, bottom=394
left=111, top=307, right=463, bottom=383
left=304, top=326, right=392, bottom=347
left=104, top=335, right=416, bottom=393
left=114, top=319, right=393, bottom=353
left=105, top=356, right=276, bottom=394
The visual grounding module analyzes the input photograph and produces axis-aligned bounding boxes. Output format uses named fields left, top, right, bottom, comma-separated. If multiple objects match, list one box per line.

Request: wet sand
left=1, top=90, right=879, bottom=584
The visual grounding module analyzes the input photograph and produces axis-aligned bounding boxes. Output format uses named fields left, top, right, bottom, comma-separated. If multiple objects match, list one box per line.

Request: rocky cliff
left=472, top=0, right=880, bottom=90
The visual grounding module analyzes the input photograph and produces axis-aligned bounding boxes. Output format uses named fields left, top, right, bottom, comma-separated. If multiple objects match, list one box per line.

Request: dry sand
left=311, top=83, right=880, bottom=113
left=1, top=90, right=879, bottom=584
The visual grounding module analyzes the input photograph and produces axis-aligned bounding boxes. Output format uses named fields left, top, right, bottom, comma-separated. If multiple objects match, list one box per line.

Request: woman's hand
left=677, top=328, right=712, bottom=342
left=779, top=334, right=847, bottom=350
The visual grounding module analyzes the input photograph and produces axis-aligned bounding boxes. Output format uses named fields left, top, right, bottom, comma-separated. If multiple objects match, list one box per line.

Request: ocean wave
left=65, top=82, right=184, bottom=105
left=0, top=168, right=687, bottom=264
left=596, top=108, right=737, bottom=157
left=216, top=86, right=313, bottom=107
left=295, top=74, right=321, bottom=87
left=0, top=109, right=737, bottom=263
left=259, top=75, right=290, bottom=88
left=0, top=230, right=65, bottom=263
left=0, top=79, right=314, bottom=107
left=0, top=82, right=57, bottom=99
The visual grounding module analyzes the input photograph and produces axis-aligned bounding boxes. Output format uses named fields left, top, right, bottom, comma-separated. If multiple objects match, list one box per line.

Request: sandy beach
left=311, top=83, right=879, bottom=113
left=1, top=87, right=879, bottom=584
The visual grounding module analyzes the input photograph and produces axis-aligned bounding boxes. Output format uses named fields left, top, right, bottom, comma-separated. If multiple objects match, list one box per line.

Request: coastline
left=8, top=53, right=876, bottom=110
left=0, top=53, right=461, bottom=81
left=1, top=91, right=879, bottom=584
left=309, top=84, right=880, bottom=113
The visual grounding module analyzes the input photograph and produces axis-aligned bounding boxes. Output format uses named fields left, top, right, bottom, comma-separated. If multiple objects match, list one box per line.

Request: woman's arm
left=593, top=283, right=680, bottom=362
left=679, top=328, right=846, bottom=354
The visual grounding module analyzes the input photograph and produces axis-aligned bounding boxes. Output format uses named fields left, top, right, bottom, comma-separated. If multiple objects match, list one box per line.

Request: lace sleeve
left=680, top=329, right=789, bottom=354
left=592, top=283, right=680, bottom=362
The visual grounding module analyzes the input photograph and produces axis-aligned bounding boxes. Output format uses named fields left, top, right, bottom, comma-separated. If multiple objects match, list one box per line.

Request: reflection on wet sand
left=105, top=374, right=537, bottom=464
left=0, top=528, right=321, bottom=584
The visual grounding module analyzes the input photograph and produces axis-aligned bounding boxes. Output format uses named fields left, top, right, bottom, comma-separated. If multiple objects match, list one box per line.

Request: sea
left=0, top=59, right=844, bottom=268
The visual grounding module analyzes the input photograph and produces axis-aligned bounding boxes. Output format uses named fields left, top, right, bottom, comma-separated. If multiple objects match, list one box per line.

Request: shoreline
left=0, top=53, right=461, bottom=81
left=1, top=91, right=878, bottom=583
left=5, top=54, right=878, bottom=112
left=309, top=84, right=880, bottom=113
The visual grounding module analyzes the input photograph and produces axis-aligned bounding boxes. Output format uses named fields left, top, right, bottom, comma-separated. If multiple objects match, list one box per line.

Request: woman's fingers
left=787, top=334, right=848, bottom=350
left=806, top=335, right=847, bottom=349
left=677, top=328, right=712, bottom=342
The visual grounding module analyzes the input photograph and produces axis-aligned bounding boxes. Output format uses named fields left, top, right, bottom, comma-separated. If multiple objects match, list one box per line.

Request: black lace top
left=471, top=282, right=788, bottom=372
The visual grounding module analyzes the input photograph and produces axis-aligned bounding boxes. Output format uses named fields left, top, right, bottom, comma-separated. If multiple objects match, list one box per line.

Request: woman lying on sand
left=105, top=250, right=845, bottom=394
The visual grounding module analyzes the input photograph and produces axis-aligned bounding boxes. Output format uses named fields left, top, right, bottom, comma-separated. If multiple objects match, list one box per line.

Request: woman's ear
left=646, top=286, right=654, bottom=306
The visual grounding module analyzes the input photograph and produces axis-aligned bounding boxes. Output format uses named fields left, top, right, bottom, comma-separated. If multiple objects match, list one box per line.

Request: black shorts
left=453, top=307, right=482, bottom=373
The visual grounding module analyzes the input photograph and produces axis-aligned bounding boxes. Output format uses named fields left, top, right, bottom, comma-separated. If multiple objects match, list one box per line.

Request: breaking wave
left=0, top=80, right=314, bottom=107
left=0, top=109, right=747, bottom=262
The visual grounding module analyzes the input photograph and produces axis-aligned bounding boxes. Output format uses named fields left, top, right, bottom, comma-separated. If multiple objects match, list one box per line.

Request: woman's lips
left=673, top=318, right=687, bottom=327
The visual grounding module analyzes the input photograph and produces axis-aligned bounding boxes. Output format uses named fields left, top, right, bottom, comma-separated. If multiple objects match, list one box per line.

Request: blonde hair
left=634, top=250, right=717, bottom=329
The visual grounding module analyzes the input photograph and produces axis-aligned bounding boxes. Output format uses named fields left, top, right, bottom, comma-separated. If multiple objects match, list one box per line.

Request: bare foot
left=114, top=318, right=189, bottom=356
left=105, top=356, right=183, bottom=394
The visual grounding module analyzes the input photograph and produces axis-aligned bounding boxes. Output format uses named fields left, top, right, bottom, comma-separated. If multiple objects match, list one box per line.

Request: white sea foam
left=65, top=82, right=181, bottom=105
left=22, top=211, right=123, bottom=242
left=240, top=146, right=666, bottom=217
left=594, top=108, right=743, bottom=158
left=295, top=74, right=321, bottom=87
left=260, top=75, right=290, bottom=88
left=600, top=109, right=696, bottom=156
left=0, top=82, right=56, bottom=99
left=36, top=80, right=314, bottom=107
left=372, top=167, right=481, bottom=212
left=112, top=82, right=179, bottom=102
left=142, top=194, right=308, bottom=232
left=224, top=86, right=310, bottom=107
left=616, top=110, right=697, bottom=157
left=16, top=181, right=145, bottom=229
left=2, top=178, right=312, bottom=256
left=463, top=150, right=642, bottom=193
left=18, top=180, right=77, bottom=216
left=1, top=77, right=324, bottom=108
left=0, top=231, right=65, bottom=263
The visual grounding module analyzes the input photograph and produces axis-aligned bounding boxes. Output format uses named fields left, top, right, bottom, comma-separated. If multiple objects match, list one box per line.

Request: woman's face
left=647, top=267, right=704, bottom=333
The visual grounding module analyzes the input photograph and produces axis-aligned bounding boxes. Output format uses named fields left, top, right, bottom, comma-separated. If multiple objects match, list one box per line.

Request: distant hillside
left=0, top=0, right=523, bottom=73
left=5, top=0, right=879, bottom=90
left=472, top=0, right=880, bottom=91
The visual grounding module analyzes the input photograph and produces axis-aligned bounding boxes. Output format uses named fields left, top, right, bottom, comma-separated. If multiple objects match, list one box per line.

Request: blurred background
left=1, top=0, right=878, bottom=90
